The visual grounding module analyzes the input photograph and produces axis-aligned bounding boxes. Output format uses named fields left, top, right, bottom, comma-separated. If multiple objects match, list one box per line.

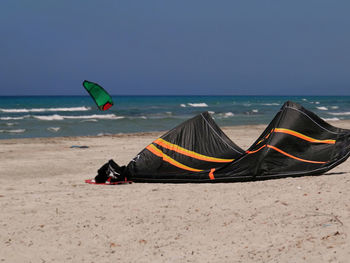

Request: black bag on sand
left=95, top=160, right=126, bottom=183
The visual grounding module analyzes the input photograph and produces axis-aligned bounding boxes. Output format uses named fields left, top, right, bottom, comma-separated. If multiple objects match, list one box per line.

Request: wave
left=261, top=103, right=280, bottom=106
left=330, top=106, right=339, bottom=110
left=34, top=115, right=64, bottom=121
left=0, top=116, right=29, bottom=120
left=33, top=114, right=124, bottom=121
left=215, top=112, right=234, bottom=119
left=316, top=106, right=328, bottom=111
left=81, top=119, right=98, bottom=122
left=47, top=127, right=61, bottom=132
left=5, top=122, right=18, bottom=126
left=322, top=117, right=340, bottom=121
left=0, top=106, right=91, bottom=113
left=97, top=132, right=112, bottom=136
left=328, top=112, right=350, bottom=116
left=0, top=129, right=26, bottom=133
left=187, top=103, right=208, bottom=107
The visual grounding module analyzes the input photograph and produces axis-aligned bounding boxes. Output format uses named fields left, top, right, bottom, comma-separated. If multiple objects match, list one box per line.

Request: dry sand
left=1, top=123, right=350, bottom=262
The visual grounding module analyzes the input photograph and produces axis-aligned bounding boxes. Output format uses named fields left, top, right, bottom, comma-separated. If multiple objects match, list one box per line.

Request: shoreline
left=1, top=119, right=349, bottom=144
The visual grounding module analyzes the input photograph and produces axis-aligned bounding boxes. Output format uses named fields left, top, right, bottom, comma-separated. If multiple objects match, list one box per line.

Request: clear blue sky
left=1, top=1, right=349, bottom=96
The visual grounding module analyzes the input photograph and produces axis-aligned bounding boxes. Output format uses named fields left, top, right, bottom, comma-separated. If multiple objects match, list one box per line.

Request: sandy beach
left=1, top=122, right=350, bottom=263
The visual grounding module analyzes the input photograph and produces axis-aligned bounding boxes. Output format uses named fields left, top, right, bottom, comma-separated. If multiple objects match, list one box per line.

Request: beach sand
left=1, top=122, right=350, bottom=262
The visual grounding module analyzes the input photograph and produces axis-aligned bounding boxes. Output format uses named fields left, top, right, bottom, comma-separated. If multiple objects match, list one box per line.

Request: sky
left=1, top=1, right=350, bottom=96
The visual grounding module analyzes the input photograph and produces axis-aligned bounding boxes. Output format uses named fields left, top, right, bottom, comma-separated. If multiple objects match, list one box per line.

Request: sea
left=1, top=96, right=350, bottom=140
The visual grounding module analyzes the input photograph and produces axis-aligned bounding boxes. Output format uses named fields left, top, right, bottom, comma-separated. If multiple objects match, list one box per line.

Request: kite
left=87, top=101, right=350, bottom=184
left=83, top=80, right=114, bottom=111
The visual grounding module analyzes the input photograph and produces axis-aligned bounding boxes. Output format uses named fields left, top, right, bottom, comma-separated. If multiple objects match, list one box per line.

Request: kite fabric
left=82, top=80, right=114, bottom=111
left=90, top=101, right=350, bottom=184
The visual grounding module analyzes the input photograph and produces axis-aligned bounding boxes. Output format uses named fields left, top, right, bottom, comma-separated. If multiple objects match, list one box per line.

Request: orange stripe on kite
left=246, top=144, right=327, bottom=164
left=209, top=168, right=215, bottom=180
left=146, top=144, right=163, bottom=158
left=246, top=144, right=266, bottom=154
left=153, top=138, right=234, bottom=163
left=256, top=130, right=273, bottom=145
left=273, top=128, right=336, bottom=144
left=146, top=144, right=203, bottom=172
left=266, top=145, right=327, bottom=164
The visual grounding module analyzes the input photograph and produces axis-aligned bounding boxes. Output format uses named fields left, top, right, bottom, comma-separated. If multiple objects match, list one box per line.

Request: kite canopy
left=83, top=80, right=114, bottom=111
left=92, top=101, right=350, bottom=183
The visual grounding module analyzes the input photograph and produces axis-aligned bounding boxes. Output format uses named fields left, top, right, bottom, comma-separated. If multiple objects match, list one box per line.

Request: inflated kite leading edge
left=92, top=101, right=350, bottom=183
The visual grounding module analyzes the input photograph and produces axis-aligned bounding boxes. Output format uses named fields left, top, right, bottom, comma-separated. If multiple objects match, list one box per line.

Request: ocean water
left=0, top=96, right=350, bottom=139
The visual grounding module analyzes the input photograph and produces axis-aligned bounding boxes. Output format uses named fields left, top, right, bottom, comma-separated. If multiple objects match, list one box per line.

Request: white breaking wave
left=33, top=114, right=123, bottom=121
left=224, top=112, right=234, bottom=118
left=0, top=106, right=91, bottom=113
left=47, top=127, right=61, bottom=132
left=81, top=119, right=98, bottom=122
left=180, top=104, right=187, bottom=107
left=316, top=106, right=328, bottom=111
left=0, top=116, right=29, bottom=120
left=252, top=109, right=259, bottom=113
left=97, top=132, right=112, bottom=136
left=216, top=112, right=234, bottom=118
left=6, top=122, right=17, bottom=126
left=34, top=114, right=64, bottom=121
left=0, top=129, right=26, bottom=133
left=187, top=103, right=208, bottom=107
left=261, top=103, right=280, bottom=106
left=328, top=112, right=350, bottom=116
left=322, top=117, right=340, bottom=121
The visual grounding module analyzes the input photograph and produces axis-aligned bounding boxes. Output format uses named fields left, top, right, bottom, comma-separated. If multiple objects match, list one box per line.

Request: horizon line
left=1, top=94, right=350, bottom=97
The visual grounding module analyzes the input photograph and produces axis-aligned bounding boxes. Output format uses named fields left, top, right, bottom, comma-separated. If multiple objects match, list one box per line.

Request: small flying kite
left=83, top=80, right=114, bottom=111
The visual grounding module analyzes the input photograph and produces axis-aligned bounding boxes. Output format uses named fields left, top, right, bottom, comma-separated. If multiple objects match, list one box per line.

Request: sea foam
left=187, top=103, right=208, bottom=107
left=216, top=112, right=234, bottom=119
left=224, top=112, right=234, bottom=118
left=322, top=117, right=340, bottom=121
left=328, top=112, right=350, bottom=116
left=0, top=116, right=28, bottom=120
left=316, top=106, right=328, bottom=111
left=33, top=114, right=123, bottom=121
left=0, top=129, right=26, bottom=133
left=47, top=127, right=61, bottom=132
left=0, top=106, right=91, bottom=113
left=5, top=122, right=18, bottom=126
left=261, top=103, right=280, bottom=106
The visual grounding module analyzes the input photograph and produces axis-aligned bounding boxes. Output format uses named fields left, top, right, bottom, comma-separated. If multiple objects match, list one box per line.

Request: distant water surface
left=0, top=96, right=349, bottom=139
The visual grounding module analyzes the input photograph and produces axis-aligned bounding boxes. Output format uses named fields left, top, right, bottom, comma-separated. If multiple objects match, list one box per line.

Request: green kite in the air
left=83, top=80, right=114, bottom=111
